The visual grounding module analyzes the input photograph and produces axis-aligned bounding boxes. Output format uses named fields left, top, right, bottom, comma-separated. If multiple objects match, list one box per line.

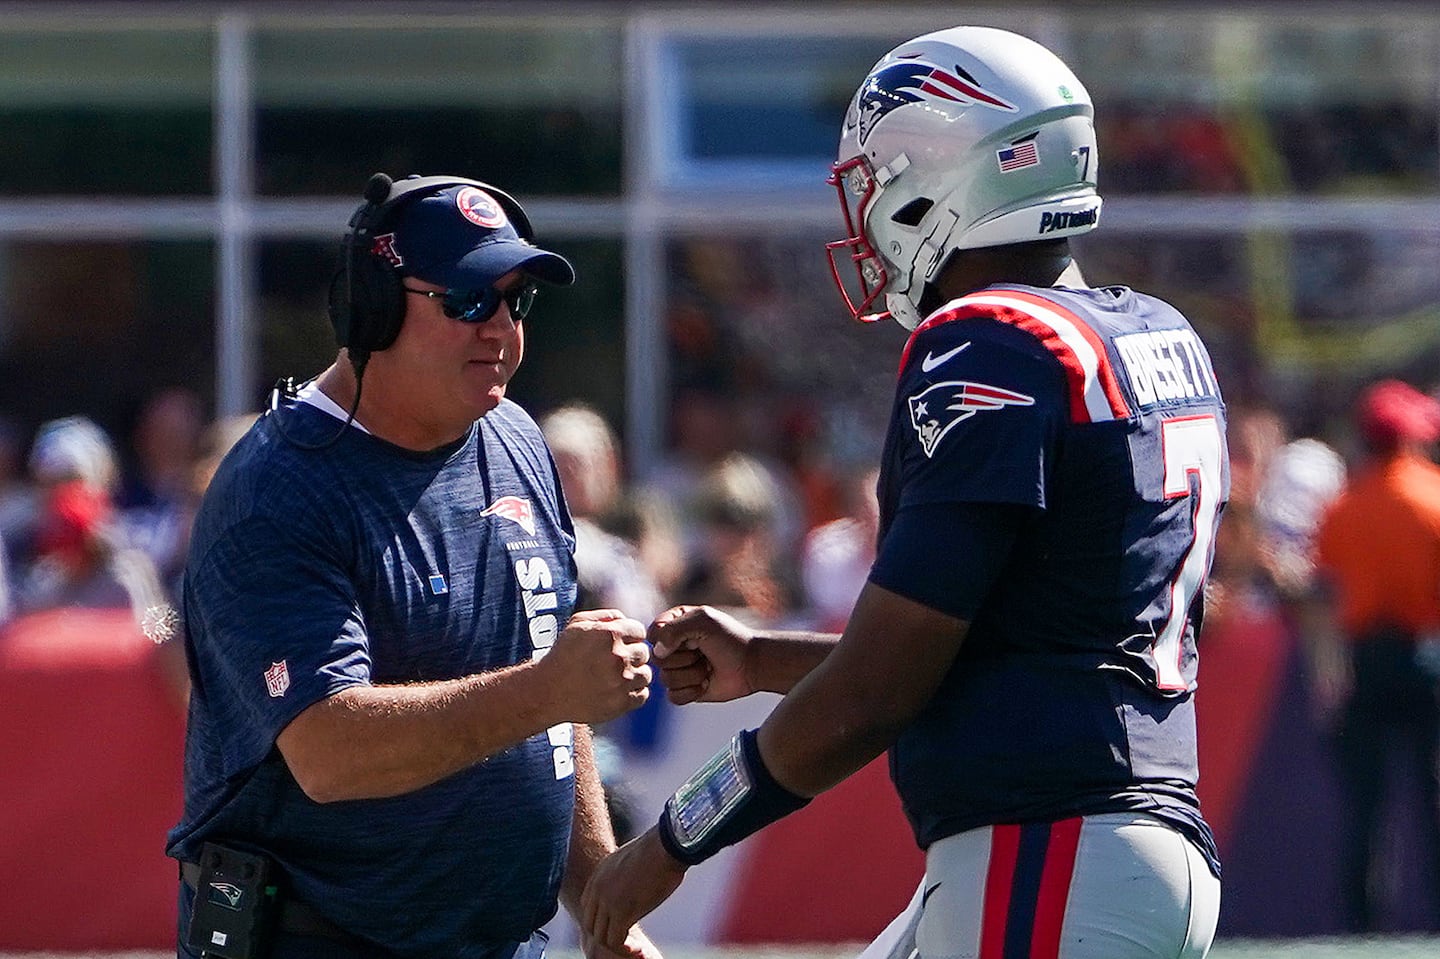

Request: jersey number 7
left=1154, top=414, right=1225, bottom=690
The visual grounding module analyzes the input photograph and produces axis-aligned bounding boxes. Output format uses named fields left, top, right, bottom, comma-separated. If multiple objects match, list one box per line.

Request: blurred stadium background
left=3, top=0, right=1440, bottom=956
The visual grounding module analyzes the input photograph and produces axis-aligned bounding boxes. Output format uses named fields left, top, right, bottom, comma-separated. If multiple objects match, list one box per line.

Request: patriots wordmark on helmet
left=908, top=380, right=1036, bottom=458
left=1038, top=207, right=1098, bottom=234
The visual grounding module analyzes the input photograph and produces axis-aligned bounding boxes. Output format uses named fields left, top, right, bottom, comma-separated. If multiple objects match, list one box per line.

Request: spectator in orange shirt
left=1311, top=378, right=1440, bottom=932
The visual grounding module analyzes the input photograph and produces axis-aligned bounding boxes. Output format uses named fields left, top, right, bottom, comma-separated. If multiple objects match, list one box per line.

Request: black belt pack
left=185, top=842, right=278, bottom=959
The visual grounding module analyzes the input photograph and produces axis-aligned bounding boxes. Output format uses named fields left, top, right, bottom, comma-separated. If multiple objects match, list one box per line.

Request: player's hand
left=649, top=605, right=755, bottom=705
left=580, top=920, right=663, bottom=959
left=581, top=828, right=687, bottom=954
left=544, top=609, right=652, bottom=724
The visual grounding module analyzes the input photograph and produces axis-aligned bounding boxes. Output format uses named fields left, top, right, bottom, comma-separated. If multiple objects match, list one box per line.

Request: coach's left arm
left=562, top=724, right=663, bottom=959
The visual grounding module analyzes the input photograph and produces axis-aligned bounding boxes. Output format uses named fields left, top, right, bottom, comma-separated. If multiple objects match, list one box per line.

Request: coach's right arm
left=279, top=609, right=652, bottom=802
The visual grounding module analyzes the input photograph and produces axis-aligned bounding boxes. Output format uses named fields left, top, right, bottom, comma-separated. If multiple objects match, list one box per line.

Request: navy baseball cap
left=381, top=184, right=575, bottom=290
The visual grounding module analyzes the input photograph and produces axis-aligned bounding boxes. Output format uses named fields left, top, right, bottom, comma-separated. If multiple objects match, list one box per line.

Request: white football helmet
left=826, top=26, right=1102, bottom=330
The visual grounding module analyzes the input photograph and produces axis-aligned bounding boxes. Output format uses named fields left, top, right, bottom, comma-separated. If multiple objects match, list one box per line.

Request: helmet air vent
left=892, top=197, right=934, bottom=227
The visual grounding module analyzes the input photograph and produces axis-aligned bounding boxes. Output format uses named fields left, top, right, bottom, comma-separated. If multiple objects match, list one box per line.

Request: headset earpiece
left=326, top=172, right=536, bottom=359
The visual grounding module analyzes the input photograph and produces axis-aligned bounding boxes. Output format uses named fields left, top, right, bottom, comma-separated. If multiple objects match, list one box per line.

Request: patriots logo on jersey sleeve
left=853, top=58, right=1018, bottom=144
left=908, top=380, right=1035, bottom=457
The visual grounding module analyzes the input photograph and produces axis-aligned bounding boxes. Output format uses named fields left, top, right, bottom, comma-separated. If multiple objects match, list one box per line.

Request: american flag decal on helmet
left=481, top=495, right=536, bottom=535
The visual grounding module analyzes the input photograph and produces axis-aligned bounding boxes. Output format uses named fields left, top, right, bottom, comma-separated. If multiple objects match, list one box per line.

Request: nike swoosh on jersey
left=920, top=342, right=971, bottom=372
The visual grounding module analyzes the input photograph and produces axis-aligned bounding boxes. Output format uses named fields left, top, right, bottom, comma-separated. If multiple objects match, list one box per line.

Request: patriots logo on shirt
left=908, top=380, right=1035, bottom=457
left=481, top=495, right=536, bottom=535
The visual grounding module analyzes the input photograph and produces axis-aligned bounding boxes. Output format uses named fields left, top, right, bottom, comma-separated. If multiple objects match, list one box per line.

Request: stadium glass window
left=0, top=25, right=213, bottom=195
left=0, top=239, right=215, bottom=439
left=648, top=31, right=935, bottom=193
left=251, top=21, right=624, bottom=197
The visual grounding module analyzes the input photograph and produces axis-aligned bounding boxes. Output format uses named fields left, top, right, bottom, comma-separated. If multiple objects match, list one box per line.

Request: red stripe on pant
left=979, top=818, right=1083, bottom=959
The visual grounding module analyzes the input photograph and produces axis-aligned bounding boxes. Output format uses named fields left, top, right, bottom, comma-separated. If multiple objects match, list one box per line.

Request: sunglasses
left=402, top=282, right=538, bottom=323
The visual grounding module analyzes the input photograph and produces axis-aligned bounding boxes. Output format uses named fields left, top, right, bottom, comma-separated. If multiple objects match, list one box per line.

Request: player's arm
left=582, top=501, right=1023, bottom=950
left=755, top=581, right=966, bottom=792
left=583, top=579, right=971, bottom=950
left=649, top=604, right=839, bottom=705
left=277, top=610, right=652, bottom=803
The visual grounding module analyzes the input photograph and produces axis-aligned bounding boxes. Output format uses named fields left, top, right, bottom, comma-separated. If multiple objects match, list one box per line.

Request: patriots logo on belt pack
left=854, top=58, right=1017, bottom=144
left=481, top=495, right=536, bottom=535
left=207, top=881, right=244, bottom=911
left=909, top=380, right=1035, bottom=457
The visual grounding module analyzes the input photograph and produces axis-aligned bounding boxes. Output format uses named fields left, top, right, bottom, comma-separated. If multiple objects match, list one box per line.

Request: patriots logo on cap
left=481, top=495, right=536, bottom=535
left=908, top=380, right=1035, bottom=457
left=854, top=57, right=1017, bottom=144
left=456, top=187, right=508, bottom=229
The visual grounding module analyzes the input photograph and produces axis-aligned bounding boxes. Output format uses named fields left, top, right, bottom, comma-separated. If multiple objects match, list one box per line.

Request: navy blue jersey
left=874, top=284, right=1228, bottom=870
left=166, top=397, right=579, bottom=957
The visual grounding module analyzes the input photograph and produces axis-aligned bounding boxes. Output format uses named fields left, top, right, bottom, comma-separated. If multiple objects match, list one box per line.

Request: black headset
left=326, top=172, right=537, bottom=361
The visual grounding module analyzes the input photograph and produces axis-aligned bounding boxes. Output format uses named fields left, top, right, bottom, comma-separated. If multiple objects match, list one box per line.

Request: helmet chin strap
left=886, top=209, right=956, bottom=331
left=886, top=292, right=924, bottom=331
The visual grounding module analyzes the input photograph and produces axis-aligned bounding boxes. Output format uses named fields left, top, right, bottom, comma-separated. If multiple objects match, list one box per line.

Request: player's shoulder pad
left=901, top=287, right=1133, bottom=425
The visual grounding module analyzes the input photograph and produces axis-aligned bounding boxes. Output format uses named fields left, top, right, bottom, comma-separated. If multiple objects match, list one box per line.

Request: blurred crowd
left=6, top=370, right=1440, bottom=931
left=0, top=385, right=884, bottom=736
left=0, top=390, right=256, bottom=631
left=2, top=375, right=1434, bottom=704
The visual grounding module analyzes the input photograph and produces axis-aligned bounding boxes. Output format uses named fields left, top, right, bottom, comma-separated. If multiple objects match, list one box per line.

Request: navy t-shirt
left=166, top=395, right=579, bottom=957
left=868, top=284, right=1228, bottom=874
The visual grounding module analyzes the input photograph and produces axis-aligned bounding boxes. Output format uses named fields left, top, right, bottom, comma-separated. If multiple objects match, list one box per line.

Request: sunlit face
left=372, top=269, right=527, bottom=441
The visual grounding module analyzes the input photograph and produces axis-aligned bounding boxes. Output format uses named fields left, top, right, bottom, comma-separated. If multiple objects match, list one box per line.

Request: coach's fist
left=542, top=609, right=652, bottom=724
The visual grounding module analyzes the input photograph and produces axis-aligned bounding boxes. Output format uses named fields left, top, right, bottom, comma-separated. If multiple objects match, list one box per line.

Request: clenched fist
left=541, top=609, right=653, bottom=724
left=649, top=604, right=756, bottom=705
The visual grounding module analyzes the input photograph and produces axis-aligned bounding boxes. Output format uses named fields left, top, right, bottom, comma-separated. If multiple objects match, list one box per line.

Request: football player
left=583, top=26, right=1227, bottom=959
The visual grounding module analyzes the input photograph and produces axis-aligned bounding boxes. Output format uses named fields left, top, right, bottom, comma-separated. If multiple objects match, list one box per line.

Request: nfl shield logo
left=264, top=660, right=290, bottom=698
